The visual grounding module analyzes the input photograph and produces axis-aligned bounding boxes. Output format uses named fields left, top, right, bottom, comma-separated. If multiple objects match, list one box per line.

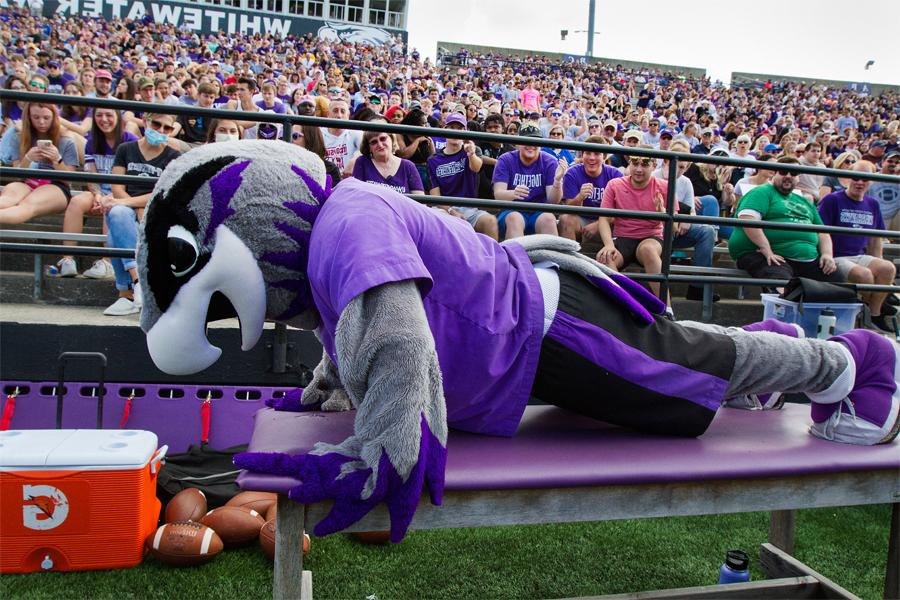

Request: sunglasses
left=148, top=119, right=175, bottom=133
left=842, top=160, right=857, bottom=166
left=30, top=81, right=47, bottom=89
left=549, top=132, right=564, bottom=137
left=629, top=157, right=653, bottom=167
left=368, top=134, right=391, bottom=147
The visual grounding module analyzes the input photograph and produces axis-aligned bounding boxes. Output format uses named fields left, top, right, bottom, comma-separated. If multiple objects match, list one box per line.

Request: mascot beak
left=145, top=226, right=266, bottom=375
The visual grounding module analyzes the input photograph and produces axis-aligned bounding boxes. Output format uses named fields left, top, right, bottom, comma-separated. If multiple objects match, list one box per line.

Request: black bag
left=781, top=277, right=857, bottom=304
left=156, top=444, right=248, bottom=510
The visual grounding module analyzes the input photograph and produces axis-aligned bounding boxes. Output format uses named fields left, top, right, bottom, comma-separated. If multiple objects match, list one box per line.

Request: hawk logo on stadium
left=317, top=22, right=394, bottom=46
left=22, top=485, right=70, bottom=530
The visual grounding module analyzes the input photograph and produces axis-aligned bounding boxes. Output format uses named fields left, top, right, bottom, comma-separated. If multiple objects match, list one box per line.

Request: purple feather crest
left=204, top=159, right=251, bottom=244
left=290, top=164, right=331, bottom=207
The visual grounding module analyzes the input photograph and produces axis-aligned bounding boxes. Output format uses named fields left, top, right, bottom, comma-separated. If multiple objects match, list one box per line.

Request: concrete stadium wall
left=731, top=72, right=899, bottom=95
left=436, top=41, right=707, bottom=78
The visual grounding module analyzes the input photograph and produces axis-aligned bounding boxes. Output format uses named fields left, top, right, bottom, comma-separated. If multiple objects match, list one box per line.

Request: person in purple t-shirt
left=427, top=112, right=498, bottom=240
left=352, top=130, right=424, bottom=194
left=492, top=124, right=567, bottom=240
left=559, top=134, right=622, bottom=242
left=818, top=160, right=896, bottom=333
left=254, top=82, right=288, bottom=115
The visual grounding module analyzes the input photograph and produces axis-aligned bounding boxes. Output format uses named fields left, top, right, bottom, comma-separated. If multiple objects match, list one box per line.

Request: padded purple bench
left=238, top=404, right=900, bottom=600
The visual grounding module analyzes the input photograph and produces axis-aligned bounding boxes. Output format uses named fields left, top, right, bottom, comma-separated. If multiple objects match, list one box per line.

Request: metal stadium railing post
left=659, top=157, right=679, bottom=306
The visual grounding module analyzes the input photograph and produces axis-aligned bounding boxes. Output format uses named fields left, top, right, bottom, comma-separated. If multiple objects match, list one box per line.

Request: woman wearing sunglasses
left=354, top=130, right=424, bottom=195
left=100, top=113, right=181, bottom=316
left=0, top=102, right=79, bottom=224
left=818, top=151, right=859, bottom=199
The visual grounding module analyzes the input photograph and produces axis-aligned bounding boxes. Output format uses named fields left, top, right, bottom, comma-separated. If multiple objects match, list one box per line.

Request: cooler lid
left=0, top=430, right=158, bottom=469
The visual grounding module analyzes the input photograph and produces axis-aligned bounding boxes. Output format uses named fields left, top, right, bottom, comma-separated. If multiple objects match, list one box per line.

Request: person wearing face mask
left=101, top=112, right=181, bottom=316
left=206, top=118, right=243, bottom=143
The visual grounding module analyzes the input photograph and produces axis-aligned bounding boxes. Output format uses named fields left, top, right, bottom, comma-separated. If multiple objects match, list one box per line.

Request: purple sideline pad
left=0, top=380, right=294, bottom=453
left=237, top=404, right=900, bottom=494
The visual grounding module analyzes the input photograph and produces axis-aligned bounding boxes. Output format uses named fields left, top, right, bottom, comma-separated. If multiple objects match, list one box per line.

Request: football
left=224, top=491, right=277, bottom=516
left=200, top=506, right=266, bottom=548
left=351, top=531, right=392, bottom=544
left=147, top=521, right=223, bottom=566
left=258, top=519, right=310, bottom=561
left=164, top=488, right=208, bottom=523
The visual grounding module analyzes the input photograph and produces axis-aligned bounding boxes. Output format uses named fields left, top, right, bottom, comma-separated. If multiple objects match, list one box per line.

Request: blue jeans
left=671, top=223, right=715, bottom=269
left=698, top=195, right=733, bottom=240
left=106, top=205, right=138, bottom=292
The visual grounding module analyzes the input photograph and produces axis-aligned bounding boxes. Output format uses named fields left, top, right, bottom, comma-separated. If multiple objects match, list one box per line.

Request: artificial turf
left=0, top=504, right=889, bottom=600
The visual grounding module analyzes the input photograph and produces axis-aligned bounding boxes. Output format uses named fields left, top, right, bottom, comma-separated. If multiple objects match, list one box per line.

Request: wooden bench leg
left=274, top=495, right=312, bottom=600
left=768, top=509, right=795, bottom=554
left=886, top=502, right=899, bottom=600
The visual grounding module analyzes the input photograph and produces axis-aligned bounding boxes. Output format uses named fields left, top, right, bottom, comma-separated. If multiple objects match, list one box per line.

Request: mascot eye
left=167, top=225, right=200, bottom=277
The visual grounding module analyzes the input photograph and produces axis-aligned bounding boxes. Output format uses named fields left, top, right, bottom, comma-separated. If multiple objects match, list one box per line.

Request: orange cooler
left=0, top=430, right=166, bottom=573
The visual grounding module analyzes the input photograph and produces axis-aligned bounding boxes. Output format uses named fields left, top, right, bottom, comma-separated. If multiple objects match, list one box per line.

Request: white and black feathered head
left=137, top=140, right=331, bottom=375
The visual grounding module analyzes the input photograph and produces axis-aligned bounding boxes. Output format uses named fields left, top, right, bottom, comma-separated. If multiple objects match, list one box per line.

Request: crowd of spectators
left=0, top=8, right=898, bottom=326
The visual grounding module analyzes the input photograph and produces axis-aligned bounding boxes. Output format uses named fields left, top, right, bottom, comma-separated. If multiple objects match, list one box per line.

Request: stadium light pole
left=587, top=0, right=596, bottom=57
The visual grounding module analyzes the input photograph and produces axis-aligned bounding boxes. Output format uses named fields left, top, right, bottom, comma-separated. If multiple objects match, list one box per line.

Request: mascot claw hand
left=265, top=387, right=353, bottom=412
left=234, top=414, right=446, bottom=542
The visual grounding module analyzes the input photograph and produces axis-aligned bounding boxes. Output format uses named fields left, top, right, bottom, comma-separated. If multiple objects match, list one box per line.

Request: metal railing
left=2, top=90, right=899, bottom=318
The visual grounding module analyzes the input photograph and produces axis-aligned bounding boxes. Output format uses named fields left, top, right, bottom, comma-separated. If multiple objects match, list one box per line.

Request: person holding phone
left=0, top=102, right=79, bottom=224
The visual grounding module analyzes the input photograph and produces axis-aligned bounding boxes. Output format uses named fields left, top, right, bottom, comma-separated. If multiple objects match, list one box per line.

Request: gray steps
left=1, top=214, right=107, bottom=273
left=1, top=270, right=116, bottom=307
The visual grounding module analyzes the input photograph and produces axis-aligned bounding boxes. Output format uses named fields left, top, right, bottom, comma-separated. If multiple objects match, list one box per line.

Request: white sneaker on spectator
left=132, top=282, right=142, bottom=309
left=83, top=259, right=114, bottom=279
left=104, top=297, right=139, bottom=316
left=48, top=257, right=77, bottom=277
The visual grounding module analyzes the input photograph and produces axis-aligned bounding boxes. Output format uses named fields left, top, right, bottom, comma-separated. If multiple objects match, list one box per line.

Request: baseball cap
left=623, top=130, right=642, bottom=142
left=659, top=129, right=674, bottom=139
left=870, top=140, right=887, bottom=148
left=46, top=60, right=60, bottom=68
left=443, top=112, right=467, bottom=128
left=764, top=143, right=779, bottom=153
left=94, top=69, right=113, bottom=81
left=257, top=123, right=280, bottom=140
left=700, top=127, right=714, bottom=136
left=519, top=124, right=542, bottom=138
left=885, top=149, right=900, bottom=160
left=710, top=147, right=730, bottom=157
left=603, top=119, right=618, bottom=130
left=550, top=109, right=562, bottom=116
left=137, top=76, right=155, bottom=89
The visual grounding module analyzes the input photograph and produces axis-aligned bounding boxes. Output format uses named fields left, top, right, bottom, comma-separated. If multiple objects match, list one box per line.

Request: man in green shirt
left=729, top=156, right=843, bottom=283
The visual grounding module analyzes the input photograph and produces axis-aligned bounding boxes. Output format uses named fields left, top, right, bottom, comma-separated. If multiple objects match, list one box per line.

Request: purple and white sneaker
left=809, top=330, right=900, bottom=445
left=725, top=319, right=805, bottom=410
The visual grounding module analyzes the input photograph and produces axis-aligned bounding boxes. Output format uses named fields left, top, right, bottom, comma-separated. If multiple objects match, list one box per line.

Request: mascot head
left=137, top=140, right=330, bottom=375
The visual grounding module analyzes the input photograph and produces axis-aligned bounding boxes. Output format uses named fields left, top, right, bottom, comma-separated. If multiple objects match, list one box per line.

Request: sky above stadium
left=406, top=0, right=900, bottom=87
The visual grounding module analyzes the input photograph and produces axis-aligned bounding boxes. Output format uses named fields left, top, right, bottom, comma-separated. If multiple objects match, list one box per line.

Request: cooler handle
left=150, top=445, right=168, bottom=475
